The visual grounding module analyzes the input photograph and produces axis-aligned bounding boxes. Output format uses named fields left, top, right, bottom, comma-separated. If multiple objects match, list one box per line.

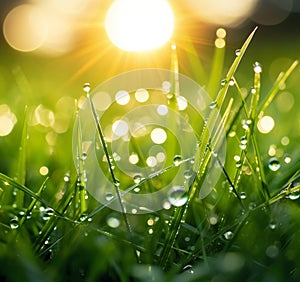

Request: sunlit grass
left=1, top=27, right=300, bottom=282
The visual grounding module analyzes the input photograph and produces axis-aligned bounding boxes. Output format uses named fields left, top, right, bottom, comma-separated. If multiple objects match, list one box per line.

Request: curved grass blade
left=86, top=93, right=133, bottom=237
left=0, top=172, right=63, bottom=218
left=258, top=60, right=298, bottom=117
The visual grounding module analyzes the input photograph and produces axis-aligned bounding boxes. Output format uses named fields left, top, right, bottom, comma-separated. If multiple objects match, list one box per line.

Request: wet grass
left=1, top=28, right=300, bottom=281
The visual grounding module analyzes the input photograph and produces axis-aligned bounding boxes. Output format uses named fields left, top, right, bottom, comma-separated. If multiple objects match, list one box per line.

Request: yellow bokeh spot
left=105, top=0, right=174, bottom=51
left=39, top=166, right=49, bottom=176
left=215, top=38, right=226, bottom=48
left=3, top=4, right=47, bottom=52
left=0, top=105, right=17, bottom=136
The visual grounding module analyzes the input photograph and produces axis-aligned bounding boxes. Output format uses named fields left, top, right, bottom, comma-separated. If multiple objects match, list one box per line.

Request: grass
left=1, top=28, right=300, bottom=281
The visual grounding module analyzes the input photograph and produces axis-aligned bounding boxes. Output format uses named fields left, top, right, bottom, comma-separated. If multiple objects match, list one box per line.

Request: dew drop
left=221, top=79, right=227, bottom=86
left=240, top=136, right=247, bottom=145
left=253, top=62, right=262, bottom=74
left=83, top=83, right=91, bottom=93
left=79, top=214, right=88, bottom=222
left=269, top=221, right=277, bottom=230
left=43, top=208, right=54, bottom=220
left=133, top=174, right=142, bottom=184
left=173, top=155, right=182, bottom=166
left=224, top=231, right=233, bottom=240
left=229, top=78, right=235, bottom=86
left=235, top=49, right=241, bottom=56
left=183, top=264, right=194, bottom=274
left=114, top=179, right=120, bottom=187
left=209, top=101, right=217, bottom=109
left=240, top=192, right=247, bottom=199
left=288, top=192, right=300, bottom=200
left=105, top=192, right=114, bottom=201
left=10, top=217, right=19, bottom=229
left=250, top=87, right=256, bottom=94
left=168, top=186, right=188, bottom=207
left=63, top=174, right=70, bottom=182
left=268, top=158, right=281, bottom=172
left=81, top=152, right=87, bottom=161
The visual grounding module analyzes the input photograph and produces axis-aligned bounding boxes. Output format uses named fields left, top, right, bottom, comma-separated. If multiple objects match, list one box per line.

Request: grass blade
left=258, top=60, right=298, bottom=117
left=15, top=106, right=29, bottom=208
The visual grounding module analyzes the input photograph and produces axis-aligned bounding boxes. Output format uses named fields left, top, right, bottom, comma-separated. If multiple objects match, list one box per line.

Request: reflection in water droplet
left=240, top=192, right=247, bottom=199
left=43, top=208, right=54, bottom=220
left=168, top=186, right=188, bottom=207
left=10, top=217, right=19, bottom=229
left=173, top=155, right=182, bottom=166
left=81, top=152, right=87, bottom=161
left=269, top=221, right=277, bottom=230
left=229, top=79, right=235, bottom=86
left=183, top=264, right=194, bottom=274
left=107, top=216, right=120, bottom=228
left=209, top=101, right=217, bottom=109
left=235, top=49, right=241, bottom=56
left=83, top=83, right=91, bottom=93
left=64, top=174, right=70, bottom=182
left=221, top=79, right=227, bottom=86
left=105, top=192, right=114, bottom=201
left=253, top=62, right=262, bottom=74
left=224, top=231, right=233, bottom=240
left=288, top=191, right=300, bottom=200
left=268, top=158, right=281, bottom=171
left=133, top=174, right=142, bottom=184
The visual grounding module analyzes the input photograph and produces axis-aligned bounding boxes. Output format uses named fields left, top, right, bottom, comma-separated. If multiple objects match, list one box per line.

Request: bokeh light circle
left=3, top=4, right=48, bottom=52
left=73, top=69, right=226, bottom=213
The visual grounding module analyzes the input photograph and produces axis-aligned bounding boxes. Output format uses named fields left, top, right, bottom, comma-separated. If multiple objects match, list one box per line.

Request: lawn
left=1, top=1, right=300, bottom=281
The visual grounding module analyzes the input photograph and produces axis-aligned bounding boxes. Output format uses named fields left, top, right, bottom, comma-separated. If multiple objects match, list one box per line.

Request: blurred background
left=0, top=0, right=299, bottom=185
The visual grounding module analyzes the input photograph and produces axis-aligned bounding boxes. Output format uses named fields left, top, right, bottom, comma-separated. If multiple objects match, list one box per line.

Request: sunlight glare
left=105, top=0, right=174, bottom=51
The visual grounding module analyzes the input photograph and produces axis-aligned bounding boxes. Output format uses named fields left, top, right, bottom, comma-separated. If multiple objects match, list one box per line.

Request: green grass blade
left=15, top=106, right=29, bottom=208
left=258, top=60, right=298, bottom=117
left=86, top=93, right=133, bottom=237
left=0, top=172, right=62, bottom=217
left=215, top=27, right=258, bottom=108
left=207, top=32, right=226, bottom=98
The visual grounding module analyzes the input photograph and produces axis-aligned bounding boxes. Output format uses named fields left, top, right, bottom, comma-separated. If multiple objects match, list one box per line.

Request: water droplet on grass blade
left=240, top=192, right=247, bottom=199
left=229, top=78, right=235, bottom=86
left=209, top=101, right=217, bottom=109
left=168, top=186, right=188, bottom=207
left=10, top=217, right=19, bottom=229
left=268, top=158, right=281, bottom=171
left=224, top=231, right=233, bottom=240
left=173, top=155, right=182, bottom=166
left=81, top=152, right=87, bottom=161
left=269, top=221, right=277, bottom=230
left=83, top=83, right=91, bottom=93
left=253, top=62, right=262, bottom=73
left=105, top=192, right=114, bottom=201
left=43, top=208, right=54, bottom=220
left=235, top=49, right=241, bottom=56
left=133, top=174, right=142, bottom=184
left=221, top=79, right=227, bottom=86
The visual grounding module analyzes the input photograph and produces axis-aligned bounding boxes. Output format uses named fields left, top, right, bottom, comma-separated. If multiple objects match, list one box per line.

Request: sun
left=105, top=0, right=174, bottom=52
